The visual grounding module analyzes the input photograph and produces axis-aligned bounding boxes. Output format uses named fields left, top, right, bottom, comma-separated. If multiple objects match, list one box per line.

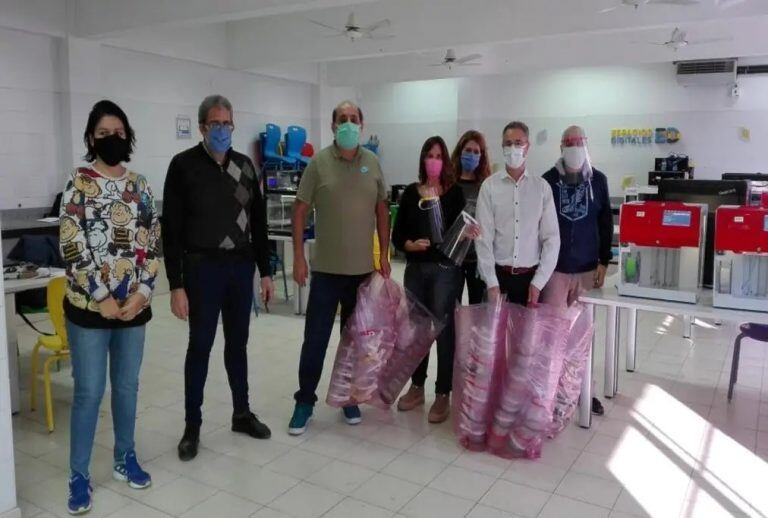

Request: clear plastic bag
left=326, top=273, right=443, bottom=409
left=548, top=306, right=594, bottom=436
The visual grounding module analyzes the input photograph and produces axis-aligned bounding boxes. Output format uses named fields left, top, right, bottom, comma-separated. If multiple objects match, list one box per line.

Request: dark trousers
left=295, top=272, right=370, bottom=405
left=459, top=261, right=486, bottom=305
left=406, top=262, right=463, bottom=394
left=183, top=255, right=255, bottom=425
left=496, top=265, right=536, bottom=306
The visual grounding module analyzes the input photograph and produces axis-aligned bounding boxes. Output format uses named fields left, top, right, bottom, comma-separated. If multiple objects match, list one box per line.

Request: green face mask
left=335, top=122, right=361, bottom=150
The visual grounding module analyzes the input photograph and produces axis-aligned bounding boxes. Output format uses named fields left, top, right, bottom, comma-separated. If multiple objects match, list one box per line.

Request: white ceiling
left=3, top=0, right=768, bottom=84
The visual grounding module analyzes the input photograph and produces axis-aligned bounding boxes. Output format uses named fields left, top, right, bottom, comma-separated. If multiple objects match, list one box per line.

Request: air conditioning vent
left=676, top=59, right=737, bottom=86
left=738, top=64, right=768, bottom=75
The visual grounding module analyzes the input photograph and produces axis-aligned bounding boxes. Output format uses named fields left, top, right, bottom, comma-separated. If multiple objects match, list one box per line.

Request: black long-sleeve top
left=162, top=143, right=270, bottom=290
left=392, top=182, right=465, bottom=263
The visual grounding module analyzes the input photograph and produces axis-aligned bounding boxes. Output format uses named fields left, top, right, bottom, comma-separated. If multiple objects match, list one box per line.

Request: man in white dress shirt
left=476, top=121, right=560, bottom=306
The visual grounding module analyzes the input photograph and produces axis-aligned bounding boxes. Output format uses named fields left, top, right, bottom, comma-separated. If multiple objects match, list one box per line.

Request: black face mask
left=94, top=134, right=130, bottom=166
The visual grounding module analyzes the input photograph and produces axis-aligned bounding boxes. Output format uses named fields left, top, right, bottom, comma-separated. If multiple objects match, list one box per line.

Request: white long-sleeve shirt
left=475, top=169, right=561, bottom=290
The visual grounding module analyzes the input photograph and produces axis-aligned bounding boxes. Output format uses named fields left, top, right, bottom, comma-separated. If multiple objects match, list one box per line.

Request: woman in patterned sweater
left=60, top=100, right=160, bottom=515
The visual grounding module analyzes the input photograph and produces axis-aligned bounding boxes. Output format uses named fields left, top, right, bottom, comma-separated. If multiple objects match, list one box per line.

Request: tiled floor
left=10, top=261, right=768, bottom=517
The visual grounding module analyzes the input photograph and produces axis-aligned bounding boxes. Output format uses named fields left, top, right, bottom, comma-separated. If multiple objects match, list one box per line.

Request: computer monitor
left=658, top=179, right=749, bottom=287
left=722, top=173, right=768, bottom=206
left=721, top=173, right=767, bottom=181
left=648, top=170, right=685, bottom=186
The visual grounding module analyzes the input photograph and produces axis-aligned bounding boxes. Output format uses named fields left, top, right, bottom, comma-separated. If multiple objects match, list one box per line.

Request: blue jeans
left=405, top=261, right=463, bottom=394
left=183, top=255, right=255, bottom=424
left=294, top=272, right=370, bottom=405
left=67, top=321, right=145, bottom=477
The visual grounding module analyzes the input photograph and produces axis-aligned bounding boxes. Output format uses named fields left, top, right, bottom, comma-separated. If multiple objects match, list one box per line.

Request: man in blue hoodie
left=541, top=125, right=613, bottom=415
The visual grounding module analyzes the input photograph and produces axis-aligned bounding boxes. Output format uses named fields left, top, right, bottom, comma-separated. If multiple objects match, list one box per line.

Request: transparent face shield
left=560, top=135, right=593, bottom=185
left=438, top=211, right=480, bottom=266
left=418, top=187, right=444, bottom=245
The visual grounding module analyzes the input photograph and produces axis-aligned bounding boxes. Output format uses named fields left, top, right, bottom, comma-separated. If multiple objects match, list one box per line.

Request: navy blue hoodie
left=542, top=161, right=613, bottom=274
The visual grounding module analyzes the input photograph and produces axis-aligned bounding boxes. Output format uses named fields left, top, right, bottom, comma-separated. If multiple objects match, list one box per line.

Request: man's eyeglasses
left=205, top=122, right=234, bottom=131
left=503, top=140, right=528, bottom=147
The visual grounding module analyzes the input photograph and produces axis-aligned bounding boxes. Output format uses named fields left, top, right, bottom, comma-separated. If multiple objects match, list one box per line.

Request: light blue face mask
left=335, top=122, right=361, bottom=151
left=206, top=125, right=232, bottom=154
left=460, top=152, right=481, bottom=173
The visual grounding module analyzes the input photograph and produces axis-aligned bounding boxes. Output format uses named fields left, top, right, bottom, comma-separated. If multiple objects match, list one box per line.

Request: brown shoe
left=428, top=394, right=451, bottom=423
left=397, top=385, right=425, bottom=412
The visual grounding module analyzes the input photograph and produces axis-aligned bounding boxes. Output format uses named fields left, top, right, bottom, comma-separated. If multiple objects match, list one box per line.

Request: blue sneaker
left=113, top=450, right=151, bottom=489
left=343, top=405, right=362, bottom=425
left=67, top=472, right=92, bottom=515
left=288, top=402, right=314, bottom=436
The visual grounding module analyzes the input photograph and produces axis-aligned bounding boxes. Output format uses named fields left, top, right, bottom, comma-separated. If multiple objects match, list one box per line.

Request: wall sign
left=176, top=115, right=191, bottom=139
left=611, top=127, right=681, bottom=145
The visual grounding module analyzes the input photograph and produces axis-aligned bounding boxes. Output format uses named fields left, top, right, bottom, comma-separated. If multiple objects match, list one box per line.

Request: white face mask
left=503, top=145, right=526, bottom=170
left=562, top=146, right=587, bottom=171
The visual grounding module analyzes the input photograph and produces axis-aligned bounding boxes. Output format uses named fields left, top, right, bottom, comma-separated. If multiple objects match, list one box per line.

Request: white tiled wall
left=0, top=28, right=64, bottom=210
left=0, top=217, right=20, bottom=517
left=0, top=27, right=320, bottom=210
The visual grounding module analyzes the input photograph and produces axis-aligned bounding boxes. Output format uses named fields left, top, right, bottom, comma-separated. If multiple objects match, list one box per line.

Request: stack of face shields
left=452, top=302, right=592, bottom=460
left=452, top=301, right=509, bottom=451
left=326, top=273, right=443, bottom=409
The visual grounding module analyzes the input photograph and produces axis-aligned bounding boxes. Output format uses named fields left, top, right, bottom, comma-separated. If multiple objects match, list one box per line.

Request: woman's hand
left=405, top=239, right=431, bottom=253
left=464, top=224, right=481, bottom=240
left=119, top=293, right=147, bottom=321
left=98, top=297, right=121, bottom=320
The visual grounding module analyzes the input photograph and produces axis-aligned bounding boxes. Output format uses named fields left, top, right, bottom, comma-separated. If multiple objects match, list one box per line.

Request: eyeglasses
left=503, top=140, right=528, bottom=147
left=205, top=122, right=234, bottom=131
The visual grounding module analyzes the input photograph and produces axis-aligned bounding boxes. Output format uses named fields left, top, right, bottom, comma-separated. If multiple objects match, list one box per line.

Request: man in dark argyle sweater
left=162, top=95, right=274, bottom=461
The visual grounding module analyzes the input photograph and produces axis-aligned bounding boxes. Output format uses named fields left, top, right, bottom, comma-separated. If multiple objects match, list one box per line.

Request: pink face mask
left=425, top=158, right=443, bottom=180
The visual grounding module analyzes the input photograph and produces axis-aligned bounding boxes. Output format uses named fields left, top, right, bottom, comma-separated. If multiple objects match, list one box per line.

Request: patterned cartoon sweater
left=59, top=166, right=161, bottom=326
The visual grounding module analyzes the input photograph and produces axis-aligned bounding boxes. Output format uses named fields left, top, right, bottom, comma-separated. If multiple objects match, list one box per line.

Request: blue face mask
left=460, top=152, right=481, bottom=173
left=206, top=125, right=232, bottom=154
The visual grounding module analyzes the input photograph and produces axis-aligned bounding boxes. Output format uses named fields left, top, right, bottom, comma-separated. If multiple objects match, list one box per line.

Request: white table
left=3, top=270, right=65, bottom=414
left=268, top=234, right=314, bottom=315
left=579, top=275, right=768, bottom=408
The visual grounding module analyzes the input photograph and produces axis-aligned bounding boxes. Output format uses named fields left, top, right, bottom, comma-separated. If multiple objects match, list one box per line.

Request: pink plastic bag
left=548, top=306, right=594, bottom=437
left=452, top=301, right=508, bottom=451
left=451, top=301, right=591, bottom=460
left=326, top=273, right=443, bottom=409
left=487, top=303, right=575, bottom=459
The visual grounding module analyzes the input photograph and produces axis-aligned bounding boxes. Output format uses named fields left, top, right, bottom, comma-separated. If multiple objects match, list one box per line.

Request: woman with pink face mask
left=392, top=136, right=466, bottom=423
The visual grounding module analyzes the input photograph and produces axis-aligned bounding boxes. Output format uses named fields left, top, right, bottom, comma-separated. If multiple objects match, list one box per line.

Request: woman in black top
left=392, top=136, right=465, bottom=424
left=450, top=130, right=492, bottom=304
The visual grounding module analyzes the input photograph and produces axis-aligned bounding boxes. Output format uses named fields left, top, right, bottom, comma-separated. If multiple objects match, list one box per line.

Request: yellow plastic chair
left=30, top=277, right=70, bottom=433
left=373, top=231, right=390, bottom=271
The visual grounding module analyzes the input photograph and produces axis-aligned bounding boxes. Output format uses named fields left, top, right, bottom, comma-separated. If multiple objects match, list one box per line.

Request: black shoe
left=177, top=424, right=200, bottom=461
left=232, top=412, right=271, bottom=439
left=591, top=397, right=605, bottom=416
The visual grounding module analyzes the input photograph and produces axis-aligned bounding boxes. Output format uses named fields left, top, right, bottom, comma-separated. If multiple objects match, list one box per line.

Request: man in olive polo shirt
left=288, top=100, right=391, bottom=435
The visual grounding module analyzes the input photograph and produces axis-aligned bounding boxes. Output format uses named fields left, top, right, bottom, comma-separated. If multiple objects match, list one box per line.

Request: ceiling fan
left=309, top=12, right=392, bottom=41
left=600, top=0, right=701, bottom=13
left=642, top=27, right=732, bottom=51
left=430, top=49, right=483, bottom=69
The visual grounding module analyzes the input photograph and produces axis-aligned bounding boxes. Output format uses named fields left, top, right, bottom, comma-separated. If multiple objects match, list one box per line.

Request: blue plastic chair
left=728, top=323, right=768, bottom=401
left=263, top=124, right=296, bottom=171
left=285, top=126, right=310, bottom=169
